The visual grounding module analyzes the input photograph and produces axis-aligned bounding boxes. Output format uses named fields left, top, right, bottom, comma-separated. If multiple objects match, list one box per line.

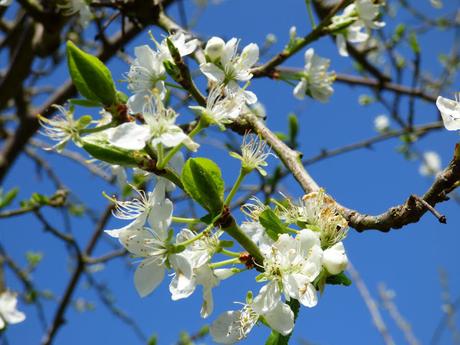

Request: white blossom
left=107, top=181, right=173, bottom=297
left=241, top=221, right=274, bottom=256
left=374, top=114, right=390, bottom=132
left=0, top=291, right=26, bottom=330
left=106, top=97, right=198, bottom=152
left=0, top=0, right=12, bottom=6
left=189, top=86, right=244, bottom=129
left=252, top=230, right=323, bottom=313
left=210, top=300, right=294, bottom=344
left=332, top=0, right=385, bottom=57
left=293, top=48, right=335, bottom=102
left=419, top=151, right=442, bottom=177
left=126, top=45, right=166, bottom=114
left=156, top=31, right=199, bottom=63
left=436, top=95, right=460, bottom=131
left=38, top=105, right=85, bottom=152
left=58, top=0, right=93, bottom=27
left=229, top=133, right=273, bottom=175
left=169, top=229, right=232, bottom=318
left=200, top=37, right=259, bottom=104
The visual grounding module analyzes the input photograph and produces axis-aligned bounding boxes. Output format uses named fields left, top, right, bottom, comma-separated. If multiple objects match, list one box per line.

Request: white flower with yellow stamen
left=200, top=37, right=259, bottom=104
left=230, top=133, right=274, bottom=176
left=293, top=48, right=335, bottom=102
left=210, top=300, right=294, bottom=344
left=38, top=105, right=87, bottom=152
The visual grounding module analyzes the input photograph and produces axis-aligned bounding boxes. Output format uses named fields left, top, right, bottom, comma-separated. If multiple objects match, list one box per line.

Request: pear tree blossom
left=436, top=94, right=460, bottom=131
left=200, top=37, right=259, bottom=104
left=210, top=299, right=294, bottom=344
left=0, top=291, right=26, bottom=330
left=331, top=0, right=385, bottom=57
left=293, top=48, right=335, bottom=102
left=106, top=97, right=198, bottom=152
left=419, top=151, right=442, bottom=177
left=57, top=0, right=93, bottom=27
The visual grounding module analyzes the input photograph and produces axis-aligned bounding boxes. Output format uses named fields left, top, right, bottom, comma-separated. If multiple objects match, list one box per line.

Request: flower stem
left=164, top=81, right=185, bottom=90
left=209, top=257, right=240, bottom=269
left=222, top=217, right=264, bottom=268
left=224, top=167, right=248, bottom=206
left=157, top=118, right=207, bottom=169
left=176, top=230, right=207, bottom=247
left=305, top=0, right=316, bottom=29
left=79, top=121, right=116, bottom=134
left=220, top=248, right=240, bottom=258
left=171, top=216, right=202, bottom=224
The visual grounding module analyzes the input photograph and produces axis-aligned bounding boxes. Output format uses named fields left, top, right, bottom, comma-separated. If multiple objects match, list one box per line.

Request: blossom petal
left=252, top=280, right=281, bottom=314
left=106, top=123, right=150, bottom=150
left=239, top=43, right=259, bottom=69
left=436, top=96, right=460, bottom=131
left=200, top=63, right=225, bottom=83
left=134, top=258, right=165, bottom=297
left=210, top=311, right=242, bottom=344
left=293, top=79, right=307, bottom=100
left=264, top=302, right=294, bottom=336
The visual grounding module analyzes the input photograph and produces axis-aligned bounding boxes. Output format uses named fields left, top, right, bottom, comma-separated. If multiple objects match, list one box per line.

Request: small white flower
left=293, top=48, right=335, bottom=102
left=109, top=181, right=173, bottom=297
left=322, top=242, right=348, bottom=275
left=0, top=0, right=12, bottom=6
left=169, top=228, right=231, bottom=318
left=126, top=45, right=166, bottom=114
left=38, top=105, right=85, bottom=152
left=189, top=86, right=244, bottom=129
left=374, top=114, right=390, bottom=132
left=419, top=151, right=442, bottom=177
left=0, top=291, right=26, bottom=330
left=210, top=300, right=294, bottom=344
left=332, top=0, right=384, bottom=57
left=436, top=95, right=460, bottom=131
left=200, top=37, right=259, bottom=104
left=106, top=98, right=198, bottom=152
left=58, top=0, right=93, bottom=27
left=156, top=31, right=199, bottom=63
left=253, top=230, right=323, bottom=313
left=105, top=179, right=171, bottom=239
left=229, top=133, right=273, bottom=175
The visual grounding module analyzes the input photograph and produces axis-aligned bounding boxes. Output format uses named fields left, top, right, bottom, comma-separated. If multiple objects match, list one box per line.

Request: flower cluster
left=37, top=30, right=353, bottom=345
left=208, top=191, right=350, bottom=343
left=331, top=0, right=385, bottom=57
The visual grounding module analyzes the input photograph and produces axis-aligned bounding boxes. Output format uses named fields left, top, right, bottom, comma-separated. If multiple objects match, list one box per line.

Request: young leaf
left=66, top=41, right=117, bottom=106
left=259, top=208, right=289, bottom=241
left=181, top=157, right=224, bottom=216
left=0, top=187, right=19, bottom=209
left=326, top=272, right=352, bottom=286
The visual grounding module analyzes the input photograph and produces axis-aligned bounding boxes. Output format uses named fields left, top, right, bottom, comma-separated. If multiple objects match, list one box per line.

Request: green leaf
left=326, top=272, right=352, bottom=286
left=81, top=136, right=146, bottom=166
left=66, top=41, right=117, bottom=106
left=0, top=187, right=19, bottom=209
left=259, top=208, right=289, bottom=241
left=181, top=157, right=224, bottom=216
left=69, top=98, right=103, bottom=108
left=408, top=32, right=420, bottom=54
left=288, top=113, right=298, bottom=148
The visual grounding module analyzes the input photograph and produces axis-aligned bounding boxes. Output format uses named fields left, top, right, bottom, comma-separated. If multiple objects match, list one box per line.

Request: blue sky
left=1, top=0, right=459, bottom=344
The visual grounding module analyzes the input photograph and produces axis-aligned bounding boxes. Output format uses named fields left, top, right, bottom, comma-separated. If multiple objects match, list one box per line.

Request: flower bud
left=323, top=242, right=348, bottom=275
left=289, top=26, right=297, bottom=41
left=205, top=37, right=225, bottom=61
